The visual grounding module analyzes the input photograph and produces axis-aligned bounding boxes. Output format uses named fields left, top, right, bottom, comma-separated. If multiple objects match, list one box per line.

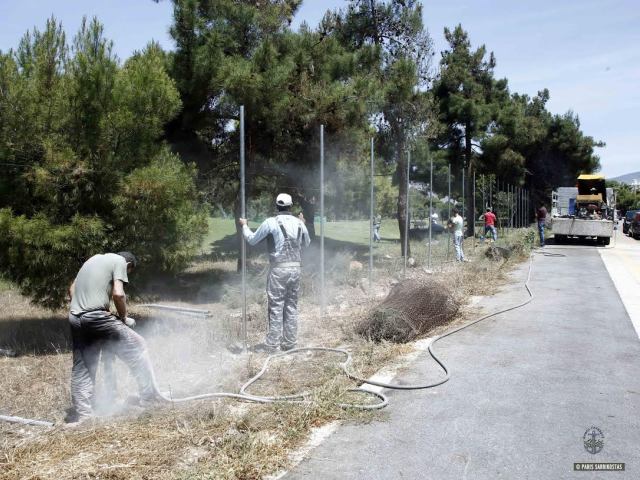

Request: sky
left=0, top=0, right=638, bottom=177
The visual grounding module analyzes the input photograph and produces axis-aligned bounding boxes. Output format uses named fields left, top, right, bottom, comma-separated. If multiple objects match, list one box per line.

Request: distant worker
left=448, top=208, right=465, bottom=262
left=67, top=252, right=160, bottom=424
left=239, top=193, right=310, bottom=353
left=536, top=202, right=548, bottom=247
left=373, top=214, right=382, bottom=242
left=479, top=207, right=497, bottom=242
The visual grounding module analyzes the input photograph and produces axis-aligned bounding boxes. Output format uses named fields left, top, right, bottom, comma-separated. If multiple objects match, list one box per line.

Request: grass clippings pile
left=485, top=245, right=513, bottom=261
left=356, top=278, right=460, bottom=343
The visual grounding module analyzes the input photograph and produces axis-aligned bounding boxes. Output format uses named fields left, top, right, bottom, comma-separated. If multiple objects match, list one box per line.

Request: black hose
left=343, top=249, right=563, bottom=391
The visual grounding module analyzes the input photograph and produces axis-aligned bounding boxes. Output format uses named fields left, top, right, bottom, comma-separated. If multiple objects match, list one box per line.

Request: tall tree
left=167, top=0, right=374, bottom=241
left=481, top=89, right=602, bottom=208
left=0, top=18, right=207, bottom=307
left=433, top=25, right=508, bottom=236
left=330, top=0, right=435, bottom=257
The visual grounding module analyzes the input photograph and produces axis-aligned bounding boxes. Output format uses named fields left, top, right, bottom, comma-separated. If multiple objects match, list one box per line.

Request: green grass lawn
left=203, top=217, right=399, bottom=254
left=201, top=217, right=260, bottom=254
left=0, top=276, right=13, bottom=292
left=318, top=219, right=401, bottom=244
left=203, top=217, right=454, bottom=267
left=202, top=217, right=533, bottom=268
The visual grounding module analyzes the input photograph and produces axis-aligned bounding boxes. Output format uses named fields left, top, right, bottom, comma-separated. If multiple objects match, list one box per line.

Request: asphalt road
left=285, top=239, right=640, bottom=479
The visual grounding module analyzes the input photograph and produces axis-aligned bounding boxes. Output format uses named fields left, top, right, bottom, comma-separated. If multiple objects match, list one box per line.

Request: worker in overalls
left=239, top=193, right=311, bottom=353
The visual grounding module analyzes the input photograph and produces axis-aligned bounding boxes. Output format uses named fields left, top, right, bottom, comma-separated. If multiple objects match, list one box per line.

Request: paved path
left=285, top=243, right=640, bottom=479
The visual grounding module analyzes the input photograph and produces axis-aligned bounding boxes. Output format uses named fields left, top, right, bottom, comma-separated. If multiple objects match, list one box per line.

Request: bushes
left=113, top=149, right=209, bottom=273
left=0, top=210, right=106, bottom=308
left=0, top=18, right=207, bottom=308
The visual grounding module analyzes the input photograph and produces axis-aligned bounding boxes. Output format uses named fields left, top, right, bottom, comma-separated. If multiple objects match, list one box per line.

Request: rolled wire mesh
left=356, top=278, right=460, bottom=343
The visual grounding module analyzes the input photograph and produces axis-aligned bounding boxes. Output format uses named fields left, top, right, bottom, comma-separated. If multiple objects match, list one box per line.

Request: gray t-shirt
left=70, top=253, right=129, bottom=315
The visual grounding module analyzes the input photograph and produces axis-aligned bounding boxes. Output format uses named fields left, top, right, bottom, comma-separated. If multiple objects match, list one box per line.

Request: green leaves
left=113, top=149, right=208, bottom=273
left=435, top=24, right=506, bottom=167
left=0, top=209, right=107, bottom=308
left=107, top=43, right=181, bottom=167
left=0, top=17, right=206, bottom=307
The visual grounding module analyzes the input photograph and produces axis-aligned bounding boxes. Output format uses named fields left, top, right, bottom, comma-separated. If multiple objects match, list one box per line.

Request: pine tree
left=433, top=25, right=508, bottom=236
left=330, top=0, right=436, bottom=257
left=0, top=18, right=206, bottom=307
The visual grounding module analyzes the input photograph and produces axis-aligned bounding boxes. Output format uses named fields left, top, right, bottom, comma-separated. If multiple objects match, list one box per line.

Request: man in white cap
left=239, top=193, right=310, bottom=353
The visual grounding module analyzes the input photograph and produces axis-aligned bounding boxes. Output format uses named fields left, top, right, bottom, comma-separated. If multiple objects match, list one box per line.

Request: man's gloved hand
left=124, top=316, right=136, bottom=329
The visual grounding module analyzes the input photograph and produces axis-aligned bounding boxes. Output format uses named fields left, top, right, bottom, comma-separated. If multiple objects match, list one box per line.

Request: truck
left=550, top=174, right=615, bottom=245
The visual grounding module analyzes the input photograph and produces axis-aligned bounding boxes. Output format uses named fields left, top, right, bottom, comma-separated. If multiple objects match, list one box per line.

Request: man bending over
left=67, top=252, right=160, bottom=423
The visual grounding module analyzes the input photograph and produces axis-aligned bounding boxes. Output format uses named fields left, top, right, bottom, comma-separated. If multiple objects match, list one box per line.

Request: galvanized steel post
left=428, top=150, right=433, bottom=269
left=447, top=163, right=451, bottom=261
left=240, top=105, right=247, bottom=353
left=404, top=150, right=411, bottom=276
left=320, top=125, right=325, bottom=316
left=369, top=137, right=374, bottom=292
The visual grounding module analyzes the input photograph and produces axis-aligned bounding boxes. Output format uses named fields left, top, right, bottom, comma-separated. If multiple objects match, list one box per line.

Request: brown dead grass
left=0, top=232, right=530, bottom=480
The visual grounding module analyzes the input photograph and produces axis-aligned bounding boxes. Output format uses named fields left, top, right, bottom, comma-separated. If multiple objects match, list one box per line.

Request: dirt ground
left=0, top=232, right=532, bottom=479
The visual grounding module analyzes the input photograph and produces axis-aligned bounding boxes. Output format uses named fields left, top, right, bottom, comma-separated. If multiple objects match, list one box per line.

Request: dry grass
left=0, top=229, right=533, bottom=479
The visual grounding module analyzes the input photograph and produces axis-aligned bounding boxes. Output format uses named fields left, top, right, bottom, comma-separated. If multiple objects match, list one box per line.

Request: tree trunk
left=299, top=196, right=316, bottom=240
left=397, top=148, right=410, bottom=258
left=464, top=126, right=475, bottom=238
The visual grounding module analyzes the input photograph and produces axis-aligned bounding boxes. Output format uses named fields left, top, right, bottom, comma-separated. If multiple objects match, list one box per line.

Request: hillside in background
left=612, top=171, right=640, bottom=184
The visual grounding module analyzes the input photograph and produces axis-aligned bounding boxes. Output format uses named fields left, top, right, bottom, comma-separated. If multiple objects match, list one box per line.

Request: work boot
left=63, top=409, right=93, bottom=427
left=251, top=343, right=279, bottom=354
left=139, top=393, right=169, bottom=409
left=280, top=343, right=296, bottom=352
left=226, top=342, right=245, bottom=355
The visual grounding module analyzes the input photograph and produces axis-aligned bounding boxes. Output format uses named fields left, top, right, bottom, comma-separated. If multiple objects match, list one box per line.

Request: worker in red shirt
left=479, top=207, right=497, bottom=242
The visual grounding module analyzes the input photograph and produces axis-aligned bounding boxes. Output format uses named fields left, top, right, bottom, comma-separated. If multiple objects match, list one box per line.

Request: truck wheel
left=602, top=237, right=610, bottom=246
left=555, top=235, right=565, bottom=244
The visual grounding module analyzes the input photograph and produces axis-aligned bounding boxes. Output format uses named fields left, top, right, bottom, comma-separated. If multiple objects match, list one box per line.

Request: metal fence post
left=447, top=163, right=451, bottom=261
left=369, top=137, right=374, bottom=292
left=404, top=150, right=410, bottom=276
left=462, top=167, right=465, bottom=239
left=239, top=105, right=247, bottom=353
left=428, top=150, right=433, bottom=269
left=473, top=171, right=476, bottom=250
left=320, top=125, right=325, bottom=316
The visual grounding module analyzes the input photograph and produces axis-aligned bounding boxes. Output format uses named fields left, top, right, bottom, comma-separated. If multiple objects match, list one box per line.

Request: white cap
left=276, top=193, right=293, bottom=207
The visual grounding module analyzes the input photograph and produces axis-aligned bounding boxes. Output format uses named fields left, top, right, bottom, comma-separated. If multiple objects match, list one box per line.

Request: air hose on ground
left=157, top=347, right=388, bottom=410
left=2, top=249, right=561, bottom=427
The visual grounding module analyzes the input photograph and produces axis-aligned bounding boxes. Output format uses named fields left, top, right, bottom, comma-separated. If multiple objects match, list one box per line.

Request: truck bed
left=551, top=217, right=613, bottom=238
